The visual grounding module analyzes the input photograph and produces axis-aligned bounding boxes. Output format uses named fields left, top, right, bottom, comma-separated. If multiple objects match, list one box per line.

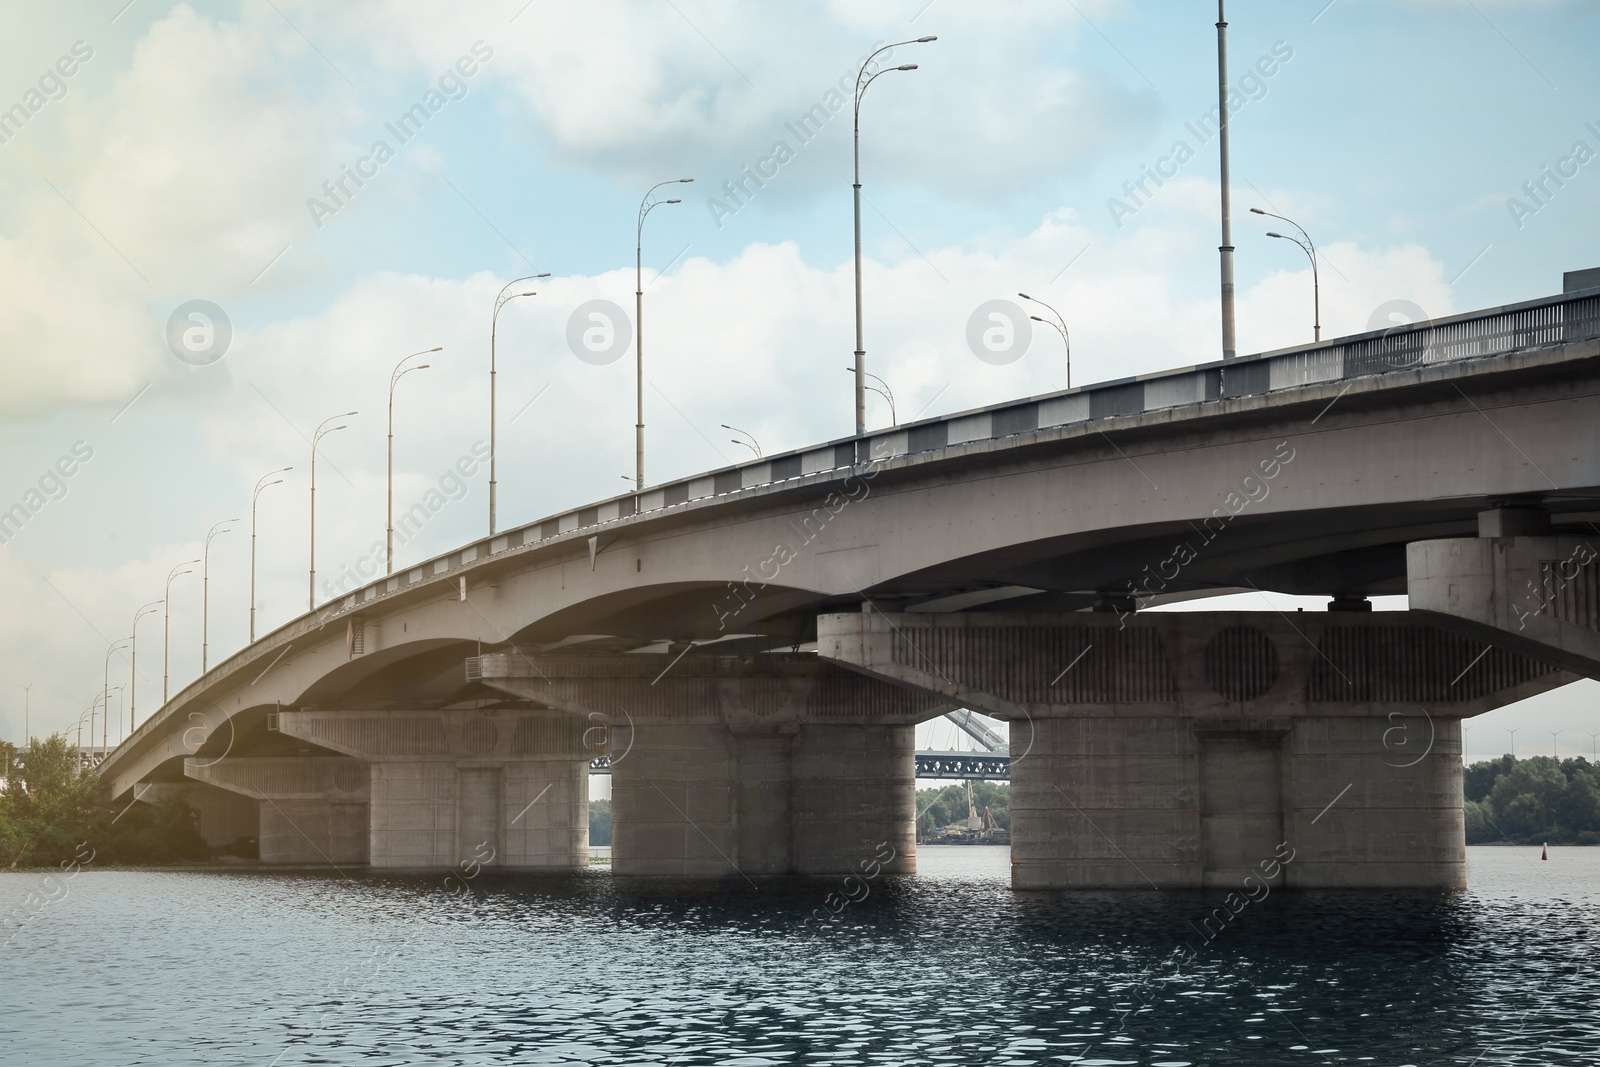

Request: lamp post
left=251, top=467, right=291, bottom=642
left=843, top=366, right=897, bottom=425
left=309, top=412, right=356, bottom=611
left=490, top=279, right=546, bottom=535
left=105, top=685, right=123, bottom=751
left=1506, top=727, right=1521, bottom=756
left=130, top=600, right=161, bottom=734
left=103, top=638, right=129, bottom=758
left=202, top=519, right=236, bottom=673
left=1216, top=0, right=1237, bottom=360
left=1550, top=730, right=1562, bottom=759
left=164, top=559, right=198, bottom=703
left=853, top=36, right=935, bottom=437
left=721, top=423, right=762, bottom=460
left=1252, top=207, right=1320, bottom=342
left=636, top=180, right=693, bottom=489
left=389, top=348, right=439, bottom=567
left=1018, top=292, right=1072, bottom=388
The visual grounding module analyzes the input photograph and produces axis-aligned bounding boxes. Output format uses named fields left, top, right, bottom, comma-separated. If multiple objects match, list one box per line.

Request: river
left=2, top=845, right=1595, bottom=1064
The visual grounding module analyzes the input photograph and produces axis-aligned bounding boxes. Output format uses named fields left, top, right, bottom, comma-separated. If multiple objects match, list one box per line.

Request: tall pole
left=490, top=280, right=545, bottom=534
left=853, top=37, right=935, bottom=436
left=251, top=467, right=291, bottom=642
left=388, top=348, right=439, bottom=568
left=636, top=180, right=692, bottom=489
left=309, top=412, right=356, bottom=611
left=22, top=684, right=28, bottom=750
left=202, top=519, right=236, bottom=673
left=130, top=601, right=160, bottom=734
left=1217, top=1, right=1237, bottom=360
left=164, top=560, right=197, bottom=703
left=103, top=639, right=128, bottom=758
left=1252, top=208, right=1320, bottom=342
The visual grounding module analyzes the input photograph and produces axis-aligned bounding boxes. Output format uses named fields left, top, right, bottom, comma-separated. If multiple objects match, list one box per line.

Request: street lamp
left=310, top=412, right=356, bottom=611
left=130, top=600, right=161, bottom=734
left=637, top=179, right=693, bottom=489
left=1550, top=729, right=1562, bottom=759
left=490, top=278, right=547, bottom=534
left=721, top=423, right=762, bottom=460
left=1019, top=293, right=1072, bottom=389
left=103, top=638, right=129, bottom=757
left=251, top=467, right=292, bottom=642
left=853, top=36, right=935, bottom=437
left=389, top=347, right=439, bottom=568
left=164, top=559, right=198, bottom=703
left=1506, top=727, right=1521, bottom=756
left=105, top=685, right=123, bottom=751
left=844, top=366, right=896, bottom=425
left=202, top=519, right=237, bottom=673
left=1251, top=207, right=1320, bottom=342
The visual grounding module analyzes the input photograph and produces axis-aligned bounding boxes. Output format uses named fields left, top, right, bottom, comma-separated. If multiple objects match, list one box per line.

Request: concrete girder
left=1408, top=535, right=1600, bottom=679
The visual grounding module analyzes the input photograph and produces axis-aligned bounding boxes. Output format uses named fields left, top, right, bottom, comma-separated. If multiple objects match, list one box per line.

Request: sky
left=0, top=0, right=1597, bottom=759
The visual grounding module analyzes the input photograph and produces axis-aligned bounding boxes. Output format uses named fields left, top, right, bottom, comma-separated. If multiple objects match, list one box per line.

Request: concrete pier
left=473, top=653, right=936, bottom=877
left=276, top=709, right=589, bottom=870
left=184, top=756, right=369, bottom=866
left=819, top=609, right=1568, bottom=889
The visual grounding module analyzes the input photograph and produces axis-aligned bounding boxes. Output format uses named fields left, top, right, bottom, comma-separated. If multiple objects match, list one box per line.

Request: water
left=3, top=846, right=1596, bottom=1065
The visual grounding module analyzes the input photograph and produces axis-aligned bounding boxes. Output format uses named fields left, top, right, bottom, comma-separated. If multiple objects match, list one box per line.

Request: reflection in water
left=2, top=846, right=1597, bottom=1064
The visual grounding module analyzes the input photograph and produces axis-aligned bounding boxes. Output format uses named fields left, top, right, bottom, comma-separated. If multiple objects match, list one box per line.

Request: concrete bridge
left=98, top=277, right=1600, bottom=888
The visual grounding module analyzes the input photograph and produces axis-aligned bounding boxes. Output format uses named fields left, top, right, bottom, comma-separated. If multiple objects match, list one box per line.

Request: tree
left=589, top=798, right=612, bottom=846
left=0, top=734, right=108, bottom=867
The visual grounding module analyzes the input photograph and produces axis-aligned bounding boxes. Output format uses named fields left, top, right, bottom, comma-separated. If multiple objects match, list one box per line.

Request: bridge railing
left=321, top=286, right=1599, bottom=622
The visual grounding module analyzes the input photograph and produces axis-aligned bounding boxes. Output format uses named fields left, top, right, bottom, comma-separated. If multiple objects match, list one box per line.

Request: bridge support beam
left=276, top=709, right=589, bottom=871
left=473, top=653, right=941, bottom=877
left=184, top=757, right=369, bottom=866
left=820, top=610, right=1574, bottom=890
left=1408, top=529, right=1600, bottom=678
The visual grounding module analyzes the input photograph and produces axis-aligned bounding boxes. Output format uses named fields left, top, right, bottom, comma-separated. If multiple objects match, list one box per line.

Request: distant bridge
left=586, top=750, right=1010, bottom=781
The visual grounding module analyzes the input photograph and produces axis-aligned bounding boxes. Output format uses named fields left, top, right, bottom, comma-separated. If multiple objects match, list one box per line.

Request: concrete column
left=277, top=709, right=589, bottom=870
left=1010, top=717, right=1198, bottom=889
left=820, top=609, right=1569, bottom=890
left=475, top=652, right=945, bottom=877
left=792, top=725, right=914, bottom=876
left=185, top=757, right=369, bottom=866
left=130, top=781, right=259, bottom=850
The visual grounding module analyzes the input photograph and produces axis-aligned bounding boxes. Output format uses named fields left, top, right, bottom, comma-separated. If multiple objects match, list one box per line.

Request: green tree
left=0, top=734, right=108, bottom=867
left=589, top=798, right=612, bottom=846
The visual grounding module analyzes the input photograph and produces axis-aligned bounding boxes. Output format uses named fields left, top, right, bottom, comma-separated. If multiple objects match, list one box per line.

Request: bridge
left=99, top=275, right=1600, bottom=888
left=588, top=749, right=1013, bottom=781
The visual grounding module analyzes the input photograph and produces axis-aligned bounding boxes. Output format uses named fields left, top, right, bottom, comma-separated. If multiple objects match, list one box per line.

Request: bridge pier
left=1408, top=520, right=1600, bottom=679
left=820, top=610, right=1572, bottom=890
left=128, top=781, right=259, bottom=852
left=473, top=653, right=936, bottom=877
left=184, top=757, right=369, bottom=866
left=276, top=709, right=590, bottom=871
